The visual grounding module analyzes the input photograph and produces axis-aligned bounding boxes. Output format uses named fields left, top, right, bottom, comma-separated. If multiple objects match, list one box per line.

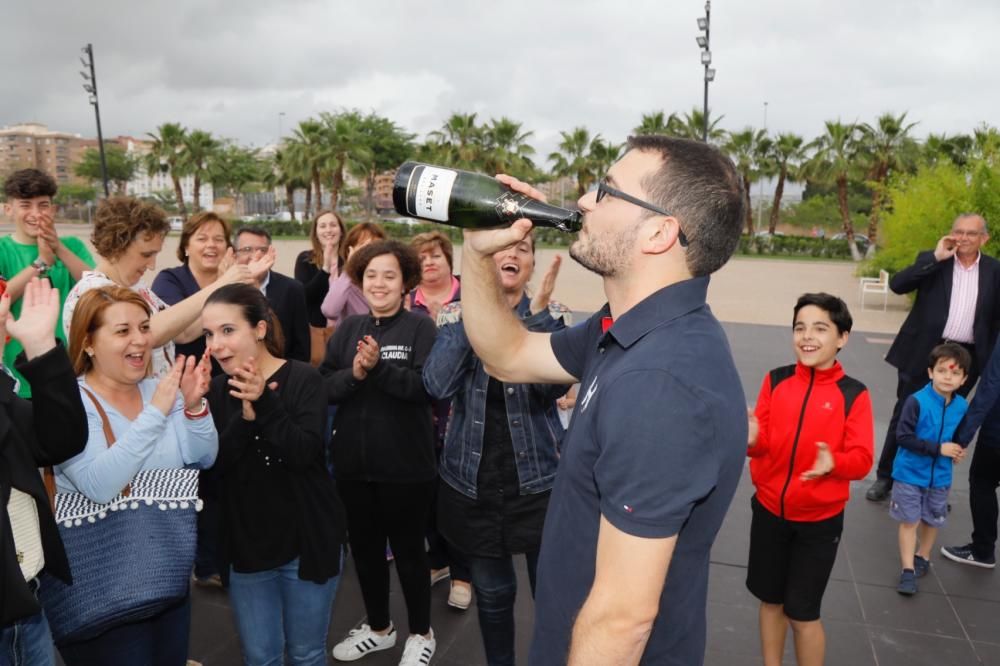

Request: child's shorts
left=889, top=481, right=949, bottom=527
left=746, top=495, right=843, bottom=622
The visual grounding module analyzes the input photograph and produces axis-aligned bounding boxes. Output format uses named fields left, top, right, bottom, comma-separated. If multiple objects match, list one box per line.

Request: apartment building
left=0, top=123, right=90, bottom=186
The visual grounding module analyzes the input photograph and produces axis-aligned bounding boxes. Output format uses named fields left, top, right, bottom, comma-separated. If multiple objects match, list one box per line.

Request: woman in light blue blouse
left=53, top=285, right=217, bottom=666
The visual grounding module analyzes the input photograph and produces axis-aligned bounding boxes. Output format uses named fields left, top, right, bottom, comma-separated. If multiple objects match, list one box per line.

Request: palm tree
left=428, top=112, right=484, bottom=170
left=767, top=133, right=808, bottom=234
left=145, top=123, right=188, bottom=219
left=267, top=148, right=309, bottom=221
left=923, top=133, right=973, bottom=168
left=286, top=119, right=326, bottom=218
left=350, top=112, right=415, bottom=219
left=722, top=128, right=768, bottom=235
left=807, top=120, right=863, bottom=260
left=971, top=124, right=1000, bottom=165
left=633, top=111, right=683, bottom=136
left=859, top=112, right=918, bottom=254
left=319, top=110, right=371, bottom=211
left=482, top=117, right=536, bottom=180
left=549, top=127, right=599, bottom=197
left=679, top=107, right=725, bottom=142
left=180, top=129, right=221, bottom=213
left=588, top=138, right=624, bottom=180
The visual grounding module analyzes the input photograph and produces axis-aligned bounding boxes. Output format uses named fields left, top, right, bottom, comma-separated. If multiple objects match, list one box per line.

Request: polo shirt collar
left=604, top=276, right=710, bottom=349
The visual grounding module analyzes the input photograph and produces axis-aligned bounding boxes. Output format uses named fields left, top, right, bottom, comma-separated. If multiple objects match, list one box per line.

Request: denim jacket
left=423, top=295, right=571, bottom=499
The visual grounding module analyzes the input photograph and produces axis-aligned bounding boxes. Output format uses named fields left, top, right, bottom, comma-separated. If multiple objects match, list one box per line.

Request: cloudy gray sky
left=3, top=0, right=998, bottom=160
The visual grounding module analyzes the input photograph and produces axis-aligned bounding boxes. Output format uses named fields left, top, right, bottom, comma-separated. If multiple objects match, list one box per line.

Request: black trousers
left=877, top=346, right=980, bottom=480
left=338, top=479, right=435, bottom=636
left=968, top=440, right=1000, bottom=559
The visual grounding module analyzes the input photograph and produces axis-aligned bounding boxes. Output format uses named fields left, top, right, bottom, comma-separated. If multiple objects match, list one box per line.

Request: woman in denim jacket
left=423, top=234, right=570, bottom=666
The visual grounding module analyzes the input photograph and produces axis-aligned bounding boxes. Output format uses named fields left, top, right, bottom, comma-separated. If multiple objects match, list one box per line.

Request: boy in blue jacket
left=891, top=342, right=970, bottom=595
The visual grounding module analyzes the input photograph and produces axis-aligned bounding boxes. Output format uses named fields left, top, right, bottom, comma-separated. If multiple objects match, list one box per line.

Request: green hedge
left=737, top=235, right=855, bottom=259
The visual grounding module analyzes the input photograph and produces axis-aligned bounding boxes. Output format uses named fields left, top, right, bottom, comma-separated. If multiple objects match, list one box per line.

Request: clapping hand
left=179, top=350, right=212, bottom=411
left=800, top=441, right=835, bottom=480
left=228, top=357, right=266, bottom=421
left=248, top=246, right=276, bottom=282
left=530, top=255, right=562, bottom=315
left=2, top=278, right=60, bottom=360
left=151, top=361, right=184, bottom=416
left=324, top=240, right=340, bottom=274
left=37, top=212, right=62, bottom=254
left=351, top=335, right=379, bottom=380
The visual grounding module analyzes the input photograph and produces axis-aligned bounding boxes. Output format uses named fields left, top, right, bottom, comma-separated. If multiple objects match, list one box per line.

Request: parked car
left=831, top=232, right=871, bottom=248
left=167, top=216, right=184, bottom=232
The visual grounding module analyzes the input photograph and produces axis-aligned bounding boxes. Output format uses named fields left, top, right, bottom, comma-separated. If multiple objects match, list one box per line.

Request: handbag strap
left=84, top=387, right=133, bottom=498
left=43, top=386, right=135, bottom=511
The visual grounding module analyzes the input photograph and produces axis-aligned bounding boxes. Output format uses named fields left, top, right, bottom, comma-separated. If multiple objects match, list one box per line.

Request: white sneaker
left=399, top=630, right=436, bottom=666
left=332, top=623, right=397, bottom=662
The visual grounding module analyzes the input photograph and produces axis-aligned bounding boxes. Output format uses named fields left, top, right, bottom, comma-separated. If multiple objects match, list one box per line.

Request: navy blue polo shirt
left=529, top=276, right=747, bottom=666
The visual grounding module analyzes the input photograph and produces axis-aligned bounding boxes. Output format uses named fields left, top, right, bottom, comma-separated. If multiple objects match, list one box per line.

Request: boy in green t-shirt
left=1, top=169, right=94, bottom=396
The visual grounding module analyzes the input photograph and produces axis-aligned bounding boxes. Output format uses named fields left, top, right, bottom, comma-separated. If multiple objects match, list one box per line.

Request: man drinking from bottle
left=457, top=135, right=746, bottom=665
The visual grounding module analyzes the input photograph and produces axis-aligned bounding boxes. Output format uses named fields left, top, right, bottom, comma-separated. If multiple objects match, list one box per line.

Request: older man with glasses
left=866, top=213, right=1000, bottom=503
left=233, top=226, right=310, bottom=363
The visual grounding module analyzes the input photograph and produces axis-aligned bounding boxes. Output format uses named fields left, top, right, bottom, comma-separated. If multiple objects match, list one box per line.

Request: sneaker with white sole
left=332, top=623, right=397, bottom=662
left=941, top=544, right=996, bottom=569
left=447, top=580, right=472, bottom=610
left=399, top=630, right=436, bottom=666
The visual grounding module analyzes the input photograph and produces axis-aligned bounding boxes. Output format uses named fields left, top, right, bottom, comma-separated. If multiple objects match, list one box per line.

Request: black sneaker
left=865, top=478, right=892, bottom=502
left=941, top=544, right=996, bottom=569
left=914, top=554, right=930, bottom=578
left=897, top=569, right=917, bottom=595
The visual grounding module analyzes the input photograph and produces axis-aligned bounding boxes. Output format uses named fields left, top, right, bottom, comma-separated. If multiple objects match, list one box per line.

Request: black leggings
left=338, top=479, right=435, bottom=636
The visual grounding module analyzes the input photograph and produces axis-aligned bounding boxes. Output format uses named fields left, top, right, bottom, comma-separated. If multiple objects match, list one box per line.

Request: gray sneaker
left=941, top=544, right=996, bottom=569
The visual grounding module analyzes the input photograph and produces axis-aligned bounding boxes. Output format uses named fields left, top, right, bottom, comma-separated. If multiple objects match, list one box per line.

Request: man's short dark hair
left=3, top=168, right=58, bottom=200
left=235, top=226, right=272, bottom=244
left=792, top=292, right=853, bottom=334
left=928, top=343, right=971, bottom=374
left=627, top=135, right=745, bottom=277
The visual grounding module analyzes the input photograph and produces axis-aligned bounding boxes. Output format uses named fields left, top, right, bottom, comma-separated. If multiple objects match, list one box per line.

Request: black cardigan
left=319, top=308, right=437, bottom=483
left=1, top=343, right=88, bottom=626
left=294, top=250, right=331, bottom=328
left=208, top=360, right=346, bottom=583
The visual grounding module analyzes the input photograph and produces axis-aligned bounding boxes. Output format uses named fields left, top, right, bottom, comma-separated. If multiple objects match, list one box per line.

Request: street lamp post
left=758, top=101, right=768, bottom=226
left=80, top=44, right=110, bottom=198
left=278, top=111, right=286, bottom=144
left=696, top=2, right=715, bottom=142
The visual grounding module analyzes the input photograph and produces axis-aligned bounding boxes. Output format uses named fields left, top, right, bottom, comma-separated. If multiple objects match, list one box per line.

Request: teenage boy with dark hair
left=890, top=343, right=970, bottom=595
left=747, top=293, right=874, bottom=666
left=0, top=169, right=93, bottom=397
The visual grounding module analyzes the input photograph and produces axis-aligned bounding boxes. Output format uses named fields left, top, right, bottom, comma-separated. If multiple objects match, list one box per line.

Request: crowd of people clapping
left=3, top=133, right=1000, bottom=666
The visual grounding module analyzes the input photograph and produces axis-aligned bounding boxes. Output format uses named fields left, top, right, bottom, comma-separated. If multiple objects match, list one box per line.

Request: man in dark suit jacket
left=234, top=228, right=311, bottom=363
left=867, top=213, right=1000, bottom=501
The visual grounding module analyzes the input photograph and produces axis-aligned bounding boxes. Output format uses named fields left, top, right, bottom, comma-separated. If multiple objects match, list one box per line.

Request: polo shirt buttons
left=518, top=451, right=527, bottom=458
left=598, top=346, right=606, bottom=354
left=506, top=387, right=515, bottom=395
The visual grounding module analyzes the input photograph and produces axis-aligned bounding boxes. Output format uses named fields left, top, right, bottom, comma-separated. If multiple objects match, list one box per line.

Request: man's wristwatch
left=31, top=259, right=50, bottom=277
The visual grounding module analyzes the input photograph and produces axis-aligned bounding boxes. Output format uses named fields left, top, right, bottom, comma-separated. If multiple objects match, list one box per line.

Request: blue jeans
left=1, top=580, right=55, bottom=666
left=58, top=595, right=191, bottom=666
left=466, top=552, right=539, bottom=666
left=229, top=557, right=341, bottom=666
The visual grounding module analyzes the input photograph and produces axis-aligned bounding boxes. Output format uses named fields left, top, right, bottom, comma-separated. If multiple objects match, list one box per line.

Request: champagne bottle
left=393, top=162, right=581, bottom=232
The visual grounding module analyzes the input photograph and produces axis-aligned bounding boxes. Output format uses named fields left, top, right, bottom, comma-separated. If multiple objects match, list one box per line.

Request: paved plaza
left=185, top=318, right=999, bottom=666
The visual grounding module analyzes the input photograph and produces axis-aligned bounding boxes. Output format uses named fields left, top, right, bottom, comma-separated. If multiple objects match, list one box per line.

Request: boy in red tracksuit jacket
left=746, top=293, right=874, bottom=666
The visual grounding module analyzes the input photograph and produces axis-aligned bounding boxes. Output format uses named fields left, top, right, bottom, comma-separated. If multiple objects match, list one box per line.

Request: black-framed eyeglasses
left=595, top=180, right=689, bottom=247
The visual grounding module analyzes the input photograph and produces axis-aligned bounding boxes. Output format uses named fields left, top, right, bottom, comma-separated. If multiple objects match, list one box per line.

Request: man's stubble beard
left=568, top=223, right=639, bottom=279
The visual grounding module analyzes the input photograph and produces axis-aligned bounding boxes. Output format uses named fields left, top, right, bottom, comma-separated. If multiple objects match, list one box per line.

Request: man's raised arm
left=460, top=184, right=578, bottom=385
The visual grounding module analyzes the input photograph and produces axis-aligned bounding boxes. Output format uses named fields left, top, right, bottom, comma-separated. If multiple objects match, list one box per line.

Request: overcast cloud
left=3, top=0, right=998, bottom=159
